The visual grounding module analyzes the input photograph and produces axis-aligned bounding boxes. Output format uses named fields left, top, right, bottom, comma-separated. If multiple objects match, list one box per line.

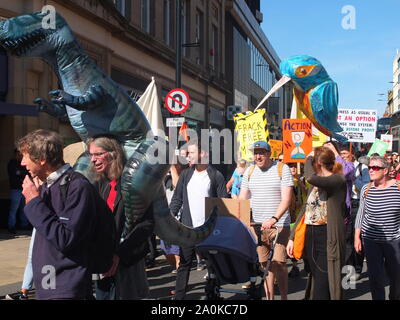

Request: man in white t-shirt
left=239, top=140, right=293, bottom=300
left=170, top=140, right=228, bottom=300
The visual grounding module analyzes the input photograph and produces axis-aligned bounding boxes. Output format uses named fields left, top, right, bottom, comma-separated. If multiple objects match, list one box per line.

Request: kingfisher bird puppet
left=258, top=55, right=347, bottom=142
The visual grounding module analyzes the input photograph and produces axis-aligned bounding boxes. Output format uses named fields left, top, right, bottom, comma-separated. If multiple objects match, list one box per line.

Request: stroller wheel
left=245, top=282, right=263, bottom=300
left=205, top=277, right=221, bottom=300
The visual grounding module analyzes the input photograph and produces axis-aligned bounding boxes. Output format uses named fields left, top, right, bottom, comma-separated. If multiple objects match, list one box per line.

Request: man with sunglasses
left=354, top=156, right=400, bottom=300
left=239, top=141, right=294, bottom=300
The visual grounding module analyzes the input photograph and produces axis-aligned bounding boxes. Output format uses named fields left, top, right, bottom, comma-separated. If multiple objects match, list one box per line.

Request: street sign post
left=166, top=117, right=185, bottom=127
left=165, top=88, right=190, bottom=115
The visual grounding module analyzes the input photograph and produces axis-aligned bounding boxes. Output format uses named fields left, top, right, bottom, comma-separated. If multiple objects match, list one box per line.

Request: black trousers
left=363, top=238, right=400, bottom=300
left=174, top=245, right=197, bottom=300
left=305, top=224, right=330, bottom=300
left=345, top=200, right=364, bottom=274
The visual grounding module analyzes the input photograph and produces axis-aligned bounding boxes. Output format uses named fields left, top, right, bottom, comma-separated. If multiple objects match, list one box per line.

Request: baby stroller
left=196, top=216, right=279, bottom=300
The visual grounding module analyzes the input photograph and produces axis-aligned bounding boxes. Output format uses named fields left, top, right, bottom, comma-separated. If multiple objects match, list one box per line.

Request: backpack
left=59, top=170, right=118, bottom=274
left=247, top=161, right=284, bottom=181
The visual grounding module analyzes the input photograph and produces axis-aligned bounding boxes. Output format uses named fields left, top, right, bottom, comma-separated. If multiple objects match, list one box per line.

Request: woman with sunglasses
left=287, top=146, right=346, bottom=300
left=354, top=156, right=400, bottom=300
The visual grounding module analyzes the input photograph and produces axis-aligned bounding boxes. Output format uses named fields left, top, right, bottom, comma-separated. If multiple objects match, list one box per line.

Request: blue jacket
left=24, top=168, right=96, bottom=300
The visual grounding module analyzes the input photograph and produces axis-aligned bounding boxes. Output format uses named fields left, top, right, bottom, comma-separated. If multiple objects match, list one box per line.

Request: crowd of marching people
left=3, top=129, right=400, bottom=301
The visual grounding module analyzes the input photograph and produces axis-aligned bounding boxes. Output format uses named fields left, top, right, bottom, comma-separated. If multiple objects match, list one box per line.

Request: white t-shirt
left=241, top=161, right=294, bottom=226
left=187, top=169, right=211, bottom=228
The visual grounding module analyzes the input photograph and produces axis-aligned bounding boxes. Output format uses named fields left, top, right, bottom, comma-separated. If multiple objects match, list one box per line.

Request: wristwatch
left=271, top=216, right=279, bottom=222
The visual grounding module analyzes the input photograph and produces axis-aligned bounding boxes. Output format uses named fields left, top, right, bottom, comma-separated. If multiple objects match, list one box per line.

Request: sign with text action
left=336, top=109, right=377, bottom=143
left=282, top=119, right=313, bottom=163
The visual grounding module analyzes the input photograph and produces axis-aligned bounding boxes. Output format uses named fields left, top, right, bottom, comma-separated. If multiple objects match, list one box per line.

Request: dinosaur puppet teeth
left=1, top=30, right=47, bottom=55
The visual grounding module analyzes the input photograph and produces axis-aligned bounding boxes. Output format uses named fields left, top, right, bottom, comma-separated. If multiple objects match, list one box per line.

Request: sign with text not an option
left=336, top=109, right=377, bottom=143
left=166, top=117, right=185, bottom=127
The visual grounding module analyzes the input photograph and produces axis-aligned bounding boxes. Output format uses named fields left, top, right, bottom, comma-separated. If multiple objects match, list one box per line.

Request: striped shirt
left=355, top=183, right=400, bottom=241
left=241, top=161, right=294, bottom=227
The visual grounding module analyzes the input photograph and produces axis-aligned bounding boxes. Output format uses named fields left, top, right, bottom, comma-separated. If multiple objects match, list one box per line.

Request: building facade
left=392, top=50, right=400, bottom=115
left=390, top=51, right=400, bottom=152
left=225, top=0, right=292, bottom=142
left=0, top=0, right=289, bottom=204
left=0, top=0, right=228, bottom=200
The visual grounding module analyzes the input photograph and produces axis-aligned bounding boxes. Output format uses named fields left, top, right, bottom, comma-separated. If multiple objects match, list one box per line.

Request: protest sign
left=282, top=119, right=313, bottom=163
left=205, top=198, right=251, bottom=227
left=269, top=140, right=283, bottom=159
left=367, top=139, right=389, bottom=156
left=380, top=134, right=393, bottom=152
left=336, top=109, right=377, bottom=143
left=234, top=109, right=269, bottom=161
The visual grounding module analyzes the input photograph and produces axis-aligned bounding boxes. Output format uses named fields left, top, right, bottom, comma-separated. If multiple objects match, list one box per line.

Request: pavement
left=0, top=228, right=389, bottom=300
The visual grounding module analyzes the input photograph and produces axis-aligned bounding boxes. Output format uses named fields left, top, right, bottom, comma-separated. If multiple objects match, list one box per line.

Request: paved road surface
left=0, top=229, right=389, bottom=300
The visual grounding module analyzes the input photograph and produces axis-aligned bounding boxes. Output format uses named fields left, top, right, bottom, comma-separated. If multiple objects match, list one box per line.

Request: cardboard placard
left=269, top=139, right=283, bottom=159
left=205, top=198, right=251, bottom=227
left=336, top=109, right=378, bottom=143
left=282, top=118, right=313, bottom=163
left=234, top=109, right=269, bottom=161
left=380, top=134, right=393, bottom=152
left=368, top=138, right=389, bottom=156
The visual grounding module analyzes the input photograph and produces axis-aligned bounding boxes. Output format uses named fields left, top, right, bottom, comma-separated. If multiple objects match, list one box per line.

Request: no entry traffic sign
left=165, top=88, right=190, bottom=115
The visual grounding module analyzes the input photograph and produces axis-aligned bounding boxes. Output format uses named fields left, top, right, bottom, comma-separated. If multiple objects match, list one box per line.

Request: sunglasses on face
left=368, top=166, right=385, bottom=171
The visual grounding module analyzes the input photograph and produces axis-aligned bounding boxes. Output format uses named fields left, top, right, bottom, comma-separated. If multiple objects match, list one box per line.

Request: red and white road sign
left=165, top=88, right=190, bottom=115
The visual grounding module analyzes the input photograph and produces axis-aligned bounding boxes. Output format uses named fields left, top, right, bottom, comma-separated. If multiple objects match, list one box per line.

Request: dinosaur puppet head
left=0, top=11, right=75, bottom=58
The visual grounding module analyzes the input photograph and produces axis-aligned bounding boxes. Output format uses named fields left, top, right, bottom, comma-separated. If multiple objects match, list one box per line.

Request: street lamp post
left=176, top=0, right=182, bottom=89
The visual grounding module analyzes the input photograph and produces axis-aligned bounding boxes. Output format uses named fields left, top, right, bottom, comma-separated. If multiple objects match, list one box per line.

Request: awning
left=0, top=101, right=38, bottom=116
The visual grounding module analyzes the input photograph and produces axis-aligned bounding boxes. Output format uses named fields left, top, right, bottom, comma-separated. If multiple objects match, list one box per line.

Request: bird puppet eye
left=295, top=65, right=317, bottom=78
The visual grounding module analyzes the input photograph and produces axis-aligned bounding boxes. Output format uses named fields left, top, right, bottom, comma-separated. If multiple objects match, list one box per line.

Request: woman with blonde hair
left=287, top=146, right=347, bottom=300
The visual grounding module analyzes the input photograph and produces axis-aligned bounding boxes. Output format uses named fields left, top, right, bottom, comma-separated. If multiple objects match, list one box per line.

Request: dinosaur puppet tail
left=152, top=188, right=219, bottom=247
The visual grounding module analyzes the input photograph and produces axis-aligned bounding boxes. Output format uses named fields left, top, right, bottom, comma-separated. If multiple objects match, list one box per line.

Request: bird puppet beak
left=255, top=75, right=291, bottom=110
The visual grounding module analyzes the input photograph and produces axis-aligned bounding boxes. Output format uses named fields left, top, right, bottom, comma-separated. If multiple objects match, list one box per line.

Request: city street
left=0, top=229, right=388, bottom=301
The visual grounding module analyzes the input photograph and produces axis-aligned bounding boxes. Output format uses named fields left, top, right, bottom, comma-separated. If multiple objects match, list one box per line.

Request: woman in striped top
left=354, top=156, right=400, bottom=300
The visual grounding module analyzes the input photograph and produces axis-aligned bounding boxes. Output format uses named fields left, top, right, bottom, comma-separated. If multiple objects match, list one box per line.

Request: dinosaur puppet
left=0, top=11, right=217, bottom=246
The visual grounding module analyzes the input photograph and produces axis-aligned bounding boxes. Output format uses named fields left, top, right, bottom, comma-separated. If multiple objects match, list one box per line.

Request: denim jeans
left=95, top=276, right=116, bottom=300
left=21, top=228, right=35, bottom=290
left=8, top=189, right=28, bottom=229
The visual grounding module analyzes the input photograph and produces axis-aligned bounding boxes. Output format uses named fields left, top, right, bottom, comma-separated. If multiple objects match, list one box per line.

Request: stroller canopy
left=197, top=216, right=258, bottom=263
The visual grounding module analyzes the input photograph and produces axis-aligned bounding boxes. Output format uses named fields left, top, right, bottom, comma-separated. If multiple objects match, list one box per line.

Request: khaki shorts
left=255, top=226, right=290, bottom=264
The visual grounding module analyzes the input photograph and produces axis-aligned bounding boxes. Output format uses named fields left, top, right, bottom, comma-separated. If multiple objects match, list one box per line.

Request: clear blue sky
left=260, top=0, right=400, bottom=117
